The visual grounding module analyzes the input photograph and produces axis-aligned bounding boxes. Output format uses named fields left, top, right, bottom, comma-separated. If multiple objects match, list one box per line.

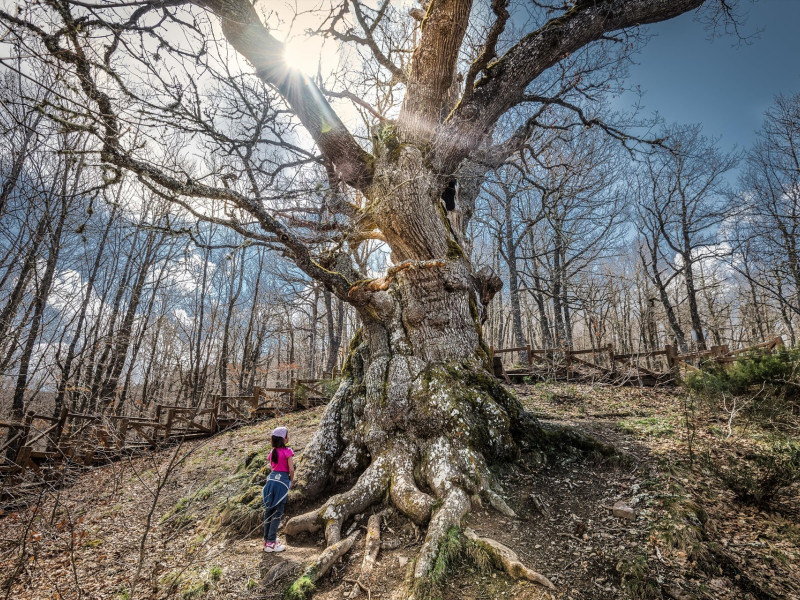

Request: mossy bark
left=288, top=224, right=539, bottom=595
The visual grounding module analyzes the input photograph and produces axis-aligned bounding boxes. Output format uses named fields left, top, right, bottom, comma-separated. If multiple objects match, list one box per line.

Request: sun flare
left=283, top=34, right=326, bottom=76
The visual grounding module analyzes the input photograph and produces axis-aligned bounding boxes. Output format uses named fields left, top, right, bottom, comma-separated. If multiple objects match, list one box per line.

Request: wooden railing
left=0, top=371, right=339, bottom=480
left=489, top=336, right=786, bottom=384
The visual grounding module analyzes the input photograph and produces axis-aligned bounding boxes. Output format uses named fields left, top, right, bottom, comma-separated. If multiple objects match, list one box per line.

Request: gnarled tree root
left=464, top=528, right=555, bottom=590
left=347, top=508, right=392, bottom=599
left=285, top=530, right=361, bottom=600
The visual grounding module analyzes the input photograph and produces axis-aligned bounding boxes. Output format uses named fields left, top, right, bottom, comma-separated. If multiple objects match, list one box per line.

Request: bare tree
left=635, top=124, right=738, bottom=351
left=733, top=93, right=800, bottom=341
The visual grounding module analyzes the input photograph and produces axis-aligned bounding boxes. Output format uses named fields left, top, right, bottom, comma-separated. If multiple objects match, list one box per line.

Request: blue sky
left=612, top=0, right=800, bottom=161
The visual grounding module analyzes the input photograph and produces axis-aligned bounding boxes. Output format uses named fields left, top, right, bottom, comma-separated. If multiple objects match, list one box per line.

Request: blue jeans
left=263, top=471, right=290, bottom=542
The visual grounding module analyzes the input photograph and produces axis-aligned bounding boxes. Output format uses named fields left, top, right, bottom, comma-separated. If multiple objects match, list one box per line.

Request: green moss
left=415, top=528, right=500, bottom=600
left=160, top=570, right=184, bottom=591
left=181, top=581, right=208, bottom=599
left=212, top=482, right=264, bottom=537
left=373, top=122, right=407, bottom=162
left=415, top=527, right=464, bottom=600
left=340, top=328, right=364, bottom=377
left=617, top=416, right=675, bottom=438
left=284, top=575, right=315, bottom=600
left=195, top=484, right=215, bottom=501
left=446, top=239, right=464, bottom=260
left=160, top=496, right=191, bottom=525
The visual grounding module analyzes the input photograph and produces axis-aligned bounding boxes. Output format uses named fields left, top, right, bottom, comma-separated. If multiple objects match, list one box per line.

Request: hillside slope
left=2, top=383, right=798, bottom=600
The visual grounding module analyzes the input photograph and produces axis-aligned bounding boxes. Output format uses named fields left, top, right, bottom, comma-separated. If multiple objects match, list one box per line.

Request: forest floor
left=2, top=381, right=799, bottom=600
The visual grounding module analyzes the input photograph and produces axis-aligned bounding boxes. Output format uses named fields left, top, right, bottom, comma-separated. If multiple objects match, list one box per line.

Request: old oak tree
left=0, top=0, right=731, bottom=593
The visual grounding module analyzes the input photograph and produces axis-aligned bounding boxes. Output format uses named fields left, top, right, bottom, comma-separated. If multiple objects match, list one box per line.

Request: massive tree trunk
left=286, top=149, right=533, bottom=582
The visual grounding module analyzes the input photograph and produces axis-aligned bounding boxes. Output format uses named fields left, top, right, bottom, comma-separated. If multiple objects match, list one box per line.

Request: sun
left=283, top=33, right=327, bottom=77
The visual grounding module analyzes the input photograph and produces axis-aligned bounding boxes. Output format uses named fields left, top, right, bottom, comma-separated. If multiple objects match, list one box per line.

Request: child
left=262, top=426, right=294, bottom=552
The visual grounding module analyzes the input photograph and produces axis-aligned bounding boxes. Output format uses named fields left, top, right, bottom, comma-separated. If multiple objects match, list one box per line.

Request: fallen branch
left=464, top=528, right=555, bottom=590
left=285, top=530, right=361, bottom=600
left=347, top=508, right=392, bottom=598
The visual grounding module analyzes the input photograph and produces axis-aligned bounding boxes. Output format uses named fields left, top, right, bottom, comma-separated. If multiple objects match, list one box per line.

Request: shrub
left=686, top=348, right=800, bottom=423
left=706, top=441, right=800, bottom=507
left=321, top=377, right=341, bottom=398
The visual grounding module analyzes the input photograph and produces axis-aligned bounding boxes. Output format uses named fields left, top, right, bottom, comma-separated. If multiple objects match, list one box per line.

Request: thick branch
left=190, top=0, right=374, bottom=190
left=461, top=0, right=510, bottom=105
left=398, top=0, right=473, bottom=144
left=436, top=0, right=707, bottom=172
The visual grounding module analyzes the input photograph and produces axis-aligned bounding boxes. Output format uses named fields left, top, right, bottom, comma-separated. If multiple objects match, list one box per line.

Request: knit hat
left=271, top=426, right=288, bottom=438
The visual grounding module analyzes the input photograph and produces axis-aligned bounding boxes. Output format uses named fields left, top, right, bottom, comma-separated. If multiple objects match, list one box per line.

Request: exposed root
left=389, top=453, right=435, bottom=524
left=483, top=489, right=515, bottom=518
left=347, top=508, right=392, bottom=599
left=414, top=487, right=470, bottom=580
left=537, top=423, right=618, bottom=459
left=285, top=530, right=361, bottom=600
left=464, top=528, right=555, bottom=590
left=286, top=343, right=545, bottom=598
left=285, top=457, right=390, bottom=544
left=291, top=379, right=351, bottom=500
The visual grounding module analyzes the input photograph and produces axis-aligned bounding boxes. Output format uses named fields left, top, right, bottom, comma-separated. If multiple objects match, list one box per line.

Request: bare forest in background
left=1, top=71, right=798, bottom=423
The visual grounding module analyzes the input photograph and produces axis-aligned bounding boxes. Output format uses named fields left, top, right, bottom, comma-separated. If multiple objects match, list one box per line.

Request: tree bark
left=503, top=201, right=526, bottom=362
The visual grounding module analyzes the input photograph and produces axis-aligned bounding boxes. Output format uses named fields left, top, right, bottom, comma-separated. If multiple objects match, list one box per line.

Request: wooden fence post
left=14, top=410, right=35, bottom=467
left=164, top=409, right=174, bottom=442
left=565, top=349, right=572, bottom=379
left=665, top=345, right=680, bottom=382
left=117, top=418, right=129, bottom=450
left=210, top=394, right=220, bottom=433
left=15, top=445, right=33, bottom=472
left=526, top=344, right=533, bottom=368
left=49, top=405, right=69, bottom=454
left=606, top=344, right=616, bottom=377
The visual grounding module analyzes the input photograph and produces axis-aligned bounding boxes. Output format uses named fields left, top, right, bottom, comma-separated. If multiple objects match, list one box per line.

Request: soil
left=2, top=381, right=798, bottom=600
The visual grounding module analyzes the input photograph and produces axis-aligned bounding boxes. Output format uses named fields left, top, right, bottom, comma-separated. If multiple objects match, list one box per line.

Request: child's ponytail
left=270, top=435, right=285, bottom=465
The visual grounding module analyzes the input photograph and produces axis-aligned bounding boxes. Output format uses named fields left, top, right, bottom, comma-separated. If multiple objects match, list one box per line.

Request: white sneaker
left=264, top=542, right=286, bottom=553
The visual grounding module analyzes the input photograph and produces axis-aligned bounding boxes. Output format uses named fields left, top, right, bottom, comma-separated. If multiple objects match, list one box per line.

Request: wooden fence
left=0, top=372, right=338, bottom=480
left=490, top=336, right=786, bottom=385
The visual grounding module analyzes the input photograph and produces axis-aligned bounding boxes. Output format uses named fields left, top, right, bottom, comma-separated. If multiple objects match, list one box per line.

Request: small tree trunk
left=324, top=288, right=345, bottom=374
left=682, top=252, right=706, bottom=350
